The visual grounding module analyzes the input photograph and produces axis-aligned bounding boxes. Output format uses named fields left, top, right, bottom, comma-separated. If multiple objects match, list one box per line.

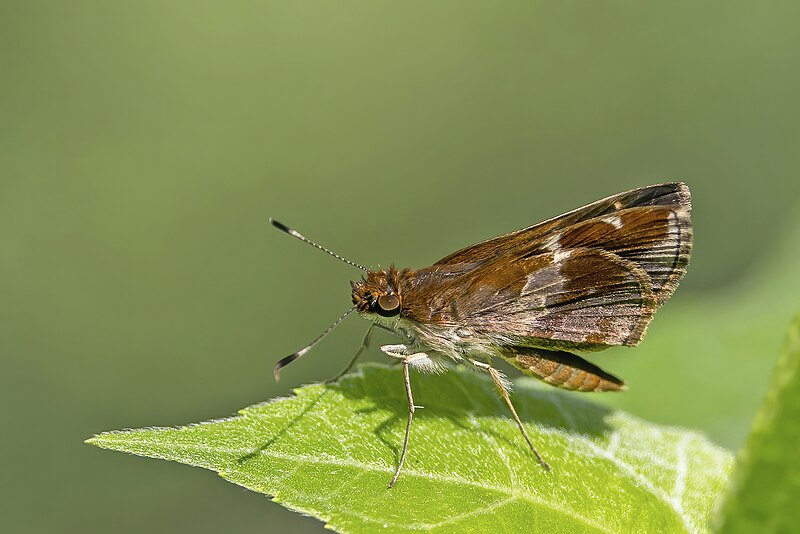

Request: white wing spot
left=553, top=248, right=573, bottom=262
left=601, top=215, right=623, bottom=229
left=543, top=232, right=562, bottom=252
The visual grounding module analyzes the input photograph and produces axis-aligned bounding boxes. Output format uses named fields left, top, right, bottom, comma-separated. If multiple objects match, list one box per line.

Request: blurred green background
left=2, top=1, right=799, bottom=532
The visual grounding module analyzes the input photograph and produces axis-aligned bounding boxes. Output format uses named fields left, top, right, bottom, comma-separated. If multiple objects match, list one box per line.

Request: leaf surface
left=714, top=317, right=800, bottom=533
left=88, top=364, right=732, bottom=533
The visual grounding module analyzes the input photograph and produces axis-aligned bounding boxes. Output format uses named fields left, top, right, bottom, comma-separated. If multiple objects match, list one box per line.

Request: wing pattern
left=401, top=182, right=692, bottom=352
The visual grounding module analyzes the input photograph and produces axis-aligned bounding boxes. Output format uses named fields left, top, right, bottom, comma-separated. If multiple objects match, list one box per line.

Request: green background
left=2, top=2, right=798, bottom=532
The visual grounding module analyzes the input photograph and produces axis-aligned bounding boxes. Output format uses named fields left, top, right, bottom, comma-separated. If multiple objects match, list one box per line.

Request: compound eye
left=376, top=294, right=401, bottom=316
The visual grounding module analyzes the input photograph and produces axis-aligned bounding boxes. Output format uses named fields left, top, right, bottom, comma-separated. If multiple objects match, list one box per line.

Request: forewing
left=451, top=248, right=656, bottom=350
left=434, top=182, right=691, bottom=306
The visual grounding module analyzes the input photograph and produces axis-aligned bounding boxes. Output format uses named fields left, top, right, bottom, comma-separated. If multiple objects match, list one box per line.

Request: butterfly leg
left=380, top=344, right=429, bottom=488
left=326, top=324, right=374, bottom=383
left=469, top=359, right=551, bottom=471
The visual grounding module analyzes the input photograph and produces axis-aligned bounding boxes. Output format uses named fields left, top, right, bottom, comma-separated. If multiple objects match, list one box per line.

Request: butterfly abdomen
left=504, top=347, right=626, bottom=392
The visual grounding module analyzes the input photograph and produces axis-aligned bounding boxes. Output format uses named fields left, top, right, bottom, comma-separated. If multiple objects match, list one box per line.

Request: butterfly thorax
left=351, top=265, right=501, bottom=360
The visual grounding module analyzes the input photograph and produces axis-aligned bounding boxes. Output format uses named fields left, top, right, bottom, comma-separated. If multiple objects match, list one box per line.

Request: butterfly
left=271, top=182, right=692, bottom=487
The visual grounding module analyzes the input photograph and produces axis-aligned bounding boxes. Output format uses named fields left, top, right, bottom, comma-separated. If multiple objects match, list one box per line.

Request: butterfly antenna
left=270, top=218, right=368, bottom=272
left=273, top=305, right=358, bottom=381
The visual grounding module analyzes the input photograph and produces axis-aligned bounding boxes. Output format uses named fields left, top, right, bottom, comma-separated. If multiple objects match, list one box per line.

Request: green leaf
left=87, top=364, right=732, bottom=533
left=714, top=316, right=800, bottom=533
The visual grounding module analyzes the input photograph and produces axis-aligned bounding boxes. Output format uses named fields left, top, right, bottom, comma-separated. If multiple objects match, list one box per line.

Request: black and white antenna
left=273, top=305, right=358, bottom=381
left=270, top=218, right=368, bottom=272
left=270, top=218, right=369, bottom=380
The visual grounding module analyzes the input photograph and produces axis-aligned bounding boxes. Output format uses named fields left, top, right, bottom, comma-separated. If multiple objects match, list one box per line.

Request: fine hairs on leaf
left=87, top=364, right=731, bottom=534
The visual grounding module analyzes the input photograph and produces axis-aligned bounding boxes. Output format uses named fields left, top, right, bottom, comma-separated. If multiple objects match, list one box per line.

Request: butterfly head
left=351, top=267, right=403, bottom=318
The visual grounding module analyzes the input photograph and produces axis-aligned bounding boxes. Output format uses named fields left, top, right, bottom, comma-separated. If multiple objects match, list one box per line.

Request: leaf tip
left=85, top=431, right=118, bottom=449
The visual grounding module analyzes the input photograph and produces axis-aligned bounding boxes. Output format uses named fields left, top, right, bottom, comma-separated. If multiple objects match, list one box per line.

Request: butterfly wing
left=435, top=182, right=689, bottom=265
left=401, top=183, right=691, bottom=351
left=446, top=247, right=657, bottom=350
left=434, top=182, right=691, bottom=306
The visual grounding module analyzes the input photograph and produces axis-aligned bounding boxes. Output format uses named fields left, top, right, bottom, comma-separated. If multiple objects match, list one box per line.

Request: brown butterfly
left=271, top=182, right=692, bottom=487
